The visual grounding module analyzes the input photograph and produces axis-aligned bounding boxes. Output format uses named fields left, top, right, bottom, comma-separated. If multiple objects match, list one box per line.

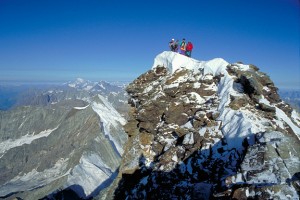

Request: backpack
left=186, top=42, right=193, bottom=51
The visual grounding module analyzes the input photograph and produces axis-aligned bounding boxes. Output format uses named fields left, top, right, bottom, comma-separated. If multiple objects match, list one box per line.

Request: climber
left=179, top=38, right=186, bottom=55
left=174, top=40, right=179, bottom=52
left=169, top=39, right=176, bottom=52
left=185, top=41, right=193, bottom=57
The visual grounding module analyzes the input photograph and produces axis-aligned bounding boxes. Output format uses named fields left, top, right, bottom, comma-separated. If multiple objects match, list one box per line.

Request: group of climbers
left=168, top=38, right=193, bottom=57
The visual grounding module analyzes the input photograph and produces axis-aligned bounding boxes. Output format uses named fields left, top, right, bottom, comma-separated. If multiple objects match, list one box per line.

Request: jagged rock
left=227, top=131, right=300, bottom=198
left=164, top=102, right=190, bottom=125
left=249, top=64, right=260, bottom=71
left=206, top=111, right=220, bottom=120
left=277, top=102, right=293, bottom=116
left=123, top=119, right=139, bottom=136
left=119, top=135, right=142, bottom=175
left=174, top=127, right=190, bottom=137
left=165, top=69, right=189, bottom=85
left=200, top=74, right=215, bottom=84
left=259, top=102, right=276, bottom=112
left=232, top=187, right=249, bottom=200
left=152, top=141, right=164, bottom=156
left=139, top=131, right=154, bottom=146
left=240, top=74, right=263, bottom=96
left=229, top=95, right=249, bottom=110
left=157, top=147, right=178, bottom=168
left=197, top=84, right=217, bottom=97
left=154, top=65, right=167, bottom=75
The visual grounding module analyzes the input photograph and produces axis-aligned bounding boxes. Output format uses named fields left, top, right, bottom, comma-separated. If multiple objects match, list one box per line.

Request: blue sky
left=0, top=0, right=299, bottom=89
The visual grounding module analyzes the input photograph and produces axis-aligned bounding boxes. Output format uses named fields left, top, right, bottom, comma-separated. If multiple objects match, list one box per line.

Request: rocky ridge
left=107, top=52, right=300, bottom=199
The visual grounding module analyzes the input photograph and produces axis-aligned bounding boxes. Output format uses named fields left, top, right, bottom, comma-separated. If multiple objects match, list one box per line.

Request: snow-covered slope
left=107, top=51, right=300, bottom=200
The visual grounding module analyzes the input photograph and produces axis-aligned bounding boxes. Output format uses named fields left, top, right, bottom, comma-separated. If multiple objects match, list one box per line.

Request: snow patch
left=152, top=51, right=229, bottom=78
left=92, top=94, right=127, bottom=155
left=65, top=154, right=114, bottom=198
left=291, top=110, right=300, bottom=127
left=74, top=105, right=89, bottom=110
left=275, top=107, right=300, bottom=140
left=0, top=126, right=59, bottom=155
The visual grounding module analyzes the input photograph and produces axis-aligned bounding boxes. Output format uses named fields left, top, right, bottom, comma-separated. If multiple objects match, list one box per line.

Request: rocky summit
left=106, top=52, right=300, bottom=199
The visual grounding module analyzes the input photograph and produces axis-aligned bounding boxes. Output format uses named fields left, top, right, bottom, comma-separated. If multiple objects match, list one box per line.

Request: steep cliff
left=108, top=52, right=300, bottom=199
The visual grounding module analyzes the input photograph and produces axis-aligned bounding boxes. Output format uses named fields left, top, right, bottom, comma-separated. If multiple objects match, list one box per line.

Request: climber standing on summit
left=169, top=39, right=176, bottom=52
left=185, top=41, right=193, bottom=57
left=179, top=38, right=186, bottom=55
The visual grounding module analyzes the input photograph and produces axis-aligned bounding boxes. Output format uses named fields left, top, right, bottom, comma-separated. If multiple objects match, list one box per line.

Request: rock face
left=0, top=80, right=128, bottom=199
left=107, top=52, right=300, bottom=199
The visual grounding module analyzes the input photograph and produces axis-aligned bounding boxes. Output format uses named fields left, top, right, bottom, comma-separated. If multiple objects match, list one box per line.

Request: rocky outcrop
left=106, top=52, right=300, bottom=199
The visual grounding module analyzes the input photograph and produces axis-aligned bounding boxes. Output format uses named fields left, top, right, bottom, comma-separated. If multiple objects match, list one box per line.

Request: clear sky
left=0, top=0, right=299, bottom=89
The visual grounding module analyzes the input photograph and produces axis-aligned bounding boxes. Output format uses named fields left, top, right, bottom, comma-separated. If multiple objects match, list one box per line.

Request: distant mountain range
left=0, top=79, right=129, bottom=199
left=279, top=89, right=300, bottom=112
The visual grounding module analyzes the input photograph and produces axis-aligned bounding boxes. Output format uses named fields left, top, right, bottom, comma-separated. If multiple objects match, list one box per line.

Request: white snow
left=158, top=134, right=177, bottom=152
left=193, top=82, right=201, bottom=88
left=259, top=97, right=300, bottom=139
left=0, top=126, right=59, bottom=155
left=247, top=171, right=278, bottom=184
left=84, top=85, right=93, bottom=91
left=92, top=94, right=127, bottom=155
left=233, top=63, right=250, bottom=71
left=291, top=110, right=300, bottom=126
left=99, top=83, right=106, bottom=90
left=172, top=154, right=178, bottom=162
left=263, top=86, right=270, bottom=92
left=163, top=82, right=179, bottom=89
left=152, top=51, right=228, bottom=77
left=187, top=92, right=206, bottom=105
left=65, top=153, right=114, bottom=198
left=275, top=107, right=300, bottom=140
left=143, top=85, right=153, bottom=93
left=68, top=83, right=76, bottom=88
left=199, top=127, right=207, bottom=137
left=183, top=132, right=194, bottom=145
left=152, top=51, right=204, bottom=74
left=259, top=97, right=272, bottom=106
left=74, top=105, right=89, bottom=110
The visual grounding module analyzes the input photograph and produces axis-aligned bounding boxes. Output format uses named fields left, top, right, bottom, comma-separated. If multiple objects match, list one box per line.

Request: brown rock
left=232, top=187, right=249, bottom=200
left=259, top=103, right=276, bottom=113
left=229, top=95, right=248, bottom=110
left=123, top=119, right=139, bottom=137
left=139, top=131, right=154, bottom=146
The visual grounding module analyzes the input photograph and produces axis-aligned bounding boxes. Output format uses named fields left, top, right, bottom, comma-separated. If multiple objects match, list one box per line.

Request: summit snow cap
left=152, top=51, right=231, bottom=76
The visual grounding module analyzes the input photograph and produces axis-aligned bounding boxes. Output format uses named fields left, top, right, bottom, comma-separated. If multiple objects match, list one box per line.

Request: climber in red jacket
left=185, top=41, right=193, bottom=57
